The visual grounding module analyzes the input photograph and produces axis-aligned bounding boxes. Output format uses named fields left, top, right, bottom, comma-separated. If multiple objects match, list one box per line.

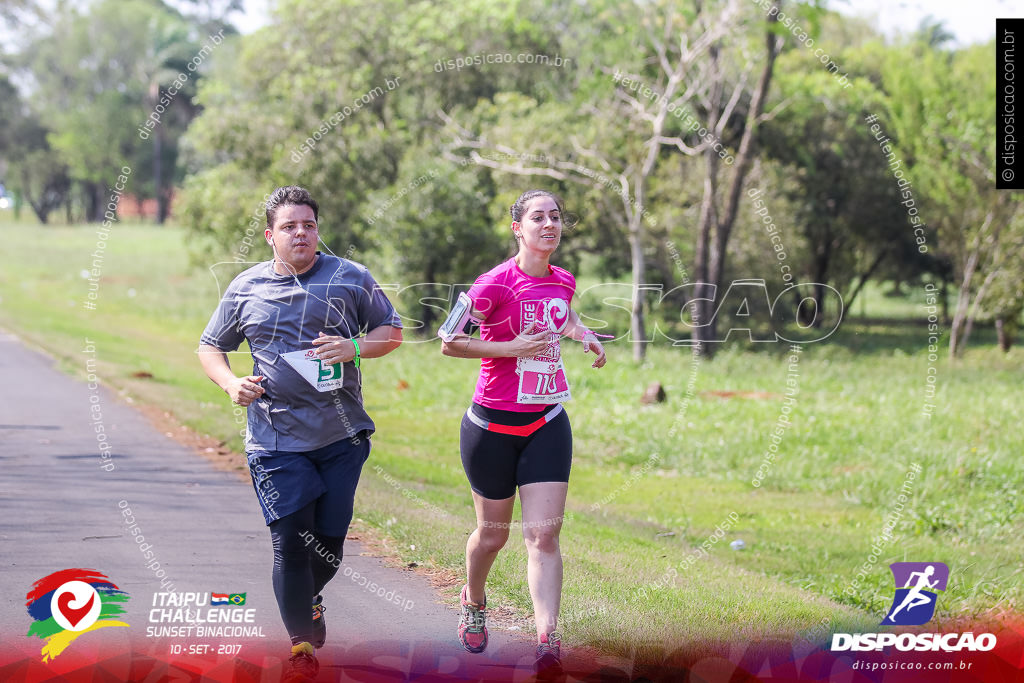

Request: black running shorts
left=459, top=402, right=572, bottom=500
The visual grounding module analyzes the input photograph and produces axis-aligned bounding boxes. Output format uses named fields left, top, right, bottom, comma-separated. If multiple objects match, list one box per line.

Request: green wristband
left=351, top=339, right=360, bottom=369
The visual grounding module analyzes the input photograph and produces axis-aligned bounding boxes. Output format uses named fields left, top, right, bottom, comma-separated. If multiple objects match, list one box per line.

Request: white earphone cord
left=269, top=233, right=340, bottom=287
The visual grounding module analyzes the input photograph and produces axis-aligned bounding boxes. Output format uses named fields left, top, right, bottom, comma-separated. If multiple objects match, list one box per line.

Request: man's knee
left=270, top=515, right=316, bottom=554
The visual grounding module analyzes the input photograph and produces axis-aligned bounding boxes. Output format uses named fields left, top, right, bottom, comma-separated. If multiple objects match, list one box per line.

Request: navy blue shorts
left=459, top=403, right=572, bottom=500
left=247, top=434, right=370, bottom=536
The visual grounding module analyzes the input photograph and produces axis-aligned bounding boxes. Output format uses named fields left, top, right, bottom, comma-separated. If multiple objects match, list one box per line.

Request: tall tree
left=137, top=13, right=203, bottom=223
left=0, top=76, right=70, bottom=223
left=361, top=153, right=505, bottom=330
left=759, top=48, right=927, bottom=320
left=17, top=0, right=202, bottom=222
left=881, top=41, right=1024, bottom=356
left=179, top=0, right=572, bottom=261
left=443, top=0, right=788, bottom=360
left=687, top=2, right=784, bottom=352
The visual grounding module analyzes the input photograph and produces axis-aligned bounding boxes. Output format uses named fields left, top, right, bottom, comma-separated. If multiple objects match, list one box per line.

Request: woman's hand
left=582, top=332, right=607, bottom=368
left=507, top=320, right=553, bottom=358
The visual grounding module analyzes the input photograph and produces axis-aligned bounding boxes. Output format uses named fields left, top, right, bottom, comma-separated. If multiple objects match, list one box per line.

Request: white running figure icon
left=887, top=565, right=938, bottom=622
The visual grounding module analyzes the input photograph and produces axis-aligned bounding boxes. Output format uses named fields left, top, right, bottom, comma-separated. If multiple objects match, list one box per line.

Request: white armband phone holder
left=438, top=292, right=483, bottom=342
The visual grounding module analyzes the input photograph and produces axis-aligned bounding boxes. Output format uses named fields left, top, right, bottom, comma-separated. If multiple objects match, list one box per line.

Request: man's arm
left=360, top=324, right=403, bottom=359
left=310, top=324, right=403, bottom=365
left=198, top=344, right=265, bottom=406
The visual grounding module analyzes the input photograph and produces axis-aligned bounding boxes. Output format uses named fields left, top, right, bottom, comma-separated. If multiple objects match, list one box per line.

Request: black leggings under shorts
left=459, top=402, right=572, bottom=500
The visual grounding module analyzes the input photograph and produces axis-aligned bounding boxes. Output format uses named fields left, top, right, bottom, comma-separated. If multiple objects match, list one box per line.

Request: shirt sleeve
left=466, top=271, right=510, bottom=323
left=564, top=270, right=577, bottom=301
left=200, top=280, right=245, bottom=351
left=357, top=268, right=403, bottom=333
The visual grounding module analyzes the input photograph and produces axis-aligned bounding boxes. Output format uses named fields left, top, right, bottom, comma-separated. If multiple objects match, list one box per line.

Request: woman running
left=439, top=189, right=607, bottom=676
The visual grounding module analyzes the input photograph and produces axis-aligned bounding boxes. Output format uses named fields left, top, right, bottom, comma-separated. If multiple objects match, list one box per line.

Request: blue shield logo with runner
left=882, top=562, right=948, bottom=625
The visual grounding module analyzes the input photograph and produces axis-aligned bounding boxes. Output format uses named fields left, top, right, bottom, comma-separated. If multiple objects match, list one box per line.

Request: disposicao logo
left=831, top=562, right=996, bottom=653
left=883, top=562, right=948, bottom=625
left=25, top=569, right=130, bottom=661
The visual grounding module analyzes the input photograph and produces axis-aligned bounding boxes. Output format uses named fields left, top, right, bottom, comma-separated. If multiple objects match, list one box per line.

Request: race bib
left=515, top=297, right=572, bottom=404
left=517, top=357, right=571, bottom=404
left=280, top=348, right=347, bottom=392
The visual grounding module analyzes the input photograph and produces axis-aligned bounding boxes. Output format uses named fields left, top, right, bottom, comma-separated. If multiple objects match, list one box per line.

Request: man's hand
left=198, top=344, right=265, bottom=406
left=225, top=375, right=265, bottom=406
left=311, top=331, right=357, bottom=365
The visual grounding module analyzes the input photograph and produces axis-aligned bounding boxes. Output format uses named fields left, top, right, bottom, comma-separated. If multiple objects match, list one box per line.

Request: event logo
left=25, top=569, right=130, bottom=662
left=542, top=297, right=570, bottom=333
left=882, top=562, right=948, bottom=625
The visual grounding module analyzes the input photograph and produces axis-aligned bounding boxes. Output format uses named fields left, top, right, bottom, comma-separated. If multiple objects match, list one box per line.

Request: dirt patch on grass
left=135, top=402, right=248, bottom=478
left=700, top=390, right=781, bottom=400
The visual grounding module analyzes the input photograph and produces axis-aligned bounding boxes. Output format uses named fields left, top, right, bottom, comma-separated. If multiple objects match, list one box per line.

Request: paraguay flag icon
left=882, top=562, right=949, bottom=626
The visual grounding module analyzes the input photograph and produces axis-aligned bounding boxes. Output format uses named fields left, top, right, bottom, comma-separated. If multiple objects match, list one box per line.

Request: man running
left=198, top=186, right=402, bottom=682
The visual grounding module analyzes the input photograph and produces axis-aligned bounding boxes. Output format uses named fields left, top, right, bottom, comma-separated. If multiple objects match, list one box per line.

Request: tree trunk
left=698, top=42, right=724, bottom=355
left=949, top=251, right=978, bottom=358
left=30, top=201, right=48, bottom=224
left=692, top=11, right=782, bottom=355
left=811, top=282, right=826, bottom=328
left=995, top=318, right=1011, bottom=352
left=940, top=277, right=950, bottom=325
left=20, top=166, right=50, bottom=224
left=154, top=123, right=166, bottom=224
left=958, top=267, right=1000, bottom=356
left=159, top=186, right=173, bottom=223
left=843, top=250, right=887, bottom=314
left=629, top=222, right=647, bottom=363
left=85, top=181, right=106, bottom=222
left=809, top=237, right=831, bottom=328
left=693, top=139, right=718, bottom=355
left=950, top=211, right=1000, bottom=357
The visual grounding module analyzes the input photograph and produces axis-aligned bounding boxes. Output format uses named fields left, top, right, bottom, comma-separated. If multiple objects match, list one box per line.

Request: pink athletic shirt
left=467, top=258, right=576, bottom=412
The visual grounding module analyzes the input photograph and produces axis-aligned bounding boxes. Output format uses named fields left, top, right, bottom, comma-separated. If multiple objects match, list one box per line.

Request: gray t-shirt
left=200, top=253, right=402, bottom=452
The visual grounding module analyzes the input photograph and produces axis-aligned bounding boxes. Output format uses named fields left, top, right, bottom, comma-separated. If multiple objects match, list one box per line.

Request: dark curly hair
left=265, top=186, right=319, bottom=228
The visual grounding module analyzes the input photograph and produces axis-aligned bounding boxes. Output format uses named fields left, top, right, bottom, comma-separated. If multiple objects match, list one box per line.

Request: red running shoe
left=282, top=642, right=319, bottom=682
left=535, top=631, right=563, bottom=679
left=458, top=584, right=488, bottom=653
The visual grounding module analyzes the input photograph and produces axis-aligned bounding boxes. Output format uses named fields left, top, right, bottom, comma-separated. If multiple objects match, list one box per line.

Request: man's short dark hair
left=266, top=186, right=319, bottom=228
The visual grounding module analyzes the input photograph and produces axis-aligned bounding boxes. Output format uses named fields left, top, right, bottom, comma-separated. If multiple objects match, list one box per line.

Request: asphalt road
left=0, top=330, right=632, bottom=681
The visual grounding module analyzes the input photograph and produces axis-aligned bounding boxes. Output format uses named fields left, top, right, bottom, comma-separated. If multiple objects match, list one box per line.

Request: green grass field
left=1, top=223, right=1019, bottom=656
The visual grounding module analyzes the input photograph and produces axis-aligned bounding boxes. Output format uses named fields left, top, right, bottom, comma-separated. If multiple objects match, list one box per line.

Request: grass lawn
left=1, top=222, right=1019, bottom=657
